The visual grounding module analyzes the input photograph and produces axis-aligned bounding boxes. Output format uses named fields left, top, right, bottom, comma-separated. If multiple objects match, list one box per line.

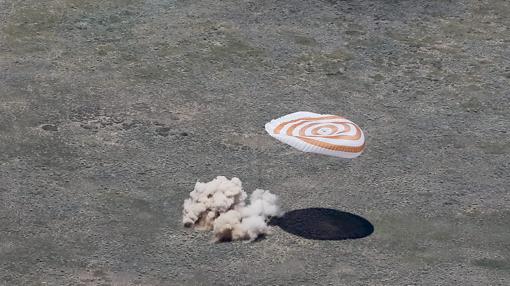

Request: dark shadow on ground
left=270, top=208, right=374, bottom=240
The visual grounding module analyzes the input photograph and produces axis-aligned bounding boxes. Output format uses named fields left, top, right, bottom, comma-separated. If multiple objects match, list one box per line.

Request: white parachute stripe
left=297, top=122, right=355, bottom=137
left=279, top=120, right=339, bottom=136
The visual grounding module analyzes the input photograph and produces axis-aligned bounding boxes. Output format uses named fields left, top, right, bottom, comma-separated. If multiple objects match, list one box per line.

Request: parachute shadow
left=269, top=208, right=374, bottom=240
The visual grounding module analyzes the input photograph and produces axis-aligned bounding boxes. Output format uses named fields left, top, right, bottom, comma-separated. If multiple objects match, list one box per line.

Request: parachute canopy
left=265, top=111, right=365, bottom=158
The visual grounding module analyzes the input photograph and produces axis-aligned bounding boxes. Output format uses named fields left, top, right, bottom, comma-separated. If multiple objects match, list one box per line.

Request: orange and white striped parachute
left=265, top=112, right=365, bottom=158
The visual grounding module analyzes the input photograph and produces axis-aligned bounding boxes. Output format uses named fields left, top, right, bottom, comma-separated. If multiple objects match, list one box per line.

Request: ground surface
left=1, top=0, right=509, bottom=285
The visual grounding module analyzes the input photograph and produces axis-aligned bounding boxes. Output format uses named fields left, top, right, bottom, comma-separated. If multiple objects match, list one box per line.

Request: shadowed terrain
left=270, top=208, right=374, bottom=240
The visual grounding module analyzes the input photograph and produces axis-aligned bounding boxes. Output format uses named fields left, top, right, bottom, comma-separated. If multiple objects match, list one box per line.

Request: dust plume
left=182, top=176, right=283, bottom=242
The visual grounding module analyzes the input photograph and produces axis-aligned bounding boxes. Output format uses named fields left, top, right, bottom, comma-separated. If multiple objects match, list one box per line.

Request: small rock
left=41, top=124, right=58, bottom=131
left=75, top=22, right=89, bottom=30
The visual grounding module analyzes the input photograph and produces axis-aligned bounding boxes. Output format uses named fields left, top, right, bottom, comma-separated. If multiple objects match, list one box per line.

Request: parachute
left=265, top=112, right=365, bottom=158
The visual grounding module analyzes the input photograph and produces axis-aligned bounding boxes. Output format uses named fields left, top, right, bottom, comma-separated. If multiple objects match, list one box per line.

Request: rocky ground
left=1, top=0, right=509, bottom=285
